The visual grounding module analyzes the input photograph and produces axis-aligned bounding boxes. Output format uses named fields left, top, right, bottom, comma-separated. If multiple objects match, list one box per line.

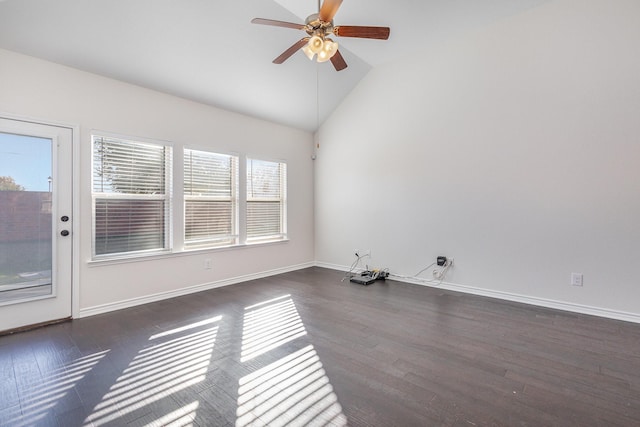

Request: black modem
left=350, top=275, right=376, bottom=285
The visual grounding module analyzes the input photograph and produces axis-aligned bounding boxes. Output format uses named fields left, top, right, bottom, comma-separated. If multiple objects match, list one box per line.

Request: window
left=91, top=132, right=288, bottom=260
left=92, top=135, right=172, bottom=257
left=246, top=158, right=287, bottom=242
left=184, top=149, right=238, bottom=248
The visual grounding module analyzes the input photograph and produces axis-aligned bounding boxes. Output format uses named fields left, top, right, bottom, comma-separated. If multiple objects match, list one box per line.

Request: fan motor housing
left=305, top=13, right=333, bottom=37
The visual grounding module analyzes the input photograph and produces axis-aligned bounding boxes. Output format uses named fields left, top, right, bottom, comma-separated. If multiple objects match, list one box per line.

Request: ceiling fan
left=251, top=0, right=390, bottom=71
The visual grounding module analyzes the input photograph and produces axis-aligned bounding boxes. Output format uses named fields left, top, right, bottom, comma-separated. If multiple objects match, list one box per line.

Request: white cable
left=391, top=260, right=452, bottom=286
left=413, top=262, right=436, bottom=278
left=341, top=253, right=369, bottom=282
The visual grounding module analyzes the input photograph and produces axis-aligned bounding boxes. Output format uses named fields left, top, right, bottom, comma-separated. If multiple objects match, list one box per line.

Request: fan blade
left=330, top=50, right=348, bottom=71
left=333, top=26, right=390, bottom=40
left=319, top=0, right=343, bottom=22
left=273, top=38, right=309, bottom=64
left=251, top=18, right=305, bottom=30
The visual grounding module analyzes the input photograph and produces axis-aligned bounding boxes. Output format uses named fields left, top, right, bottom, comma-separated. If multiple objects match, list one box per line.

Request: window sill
left=87, top=238, right=290, bottom=267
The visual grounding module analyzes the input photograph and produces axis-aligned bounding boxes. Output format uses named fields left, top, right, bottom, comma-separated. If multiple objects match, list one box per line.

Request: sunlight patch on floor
left=143, top=400, right=200, bottom=427
left=84, top=316, right=221, bottom=426
left=236, top=345, right=347, bottom=426
left=241, top=294, right=307, bottom=362
left=237, top=295, right=347, bottom=426
left=5, top=350, right=109, bottom=426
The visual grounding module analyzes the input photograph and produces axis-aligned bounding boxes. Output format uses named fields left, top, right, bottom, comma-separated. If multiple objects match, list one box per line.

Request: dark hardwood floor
left=1, top=267, right=639, bottom=426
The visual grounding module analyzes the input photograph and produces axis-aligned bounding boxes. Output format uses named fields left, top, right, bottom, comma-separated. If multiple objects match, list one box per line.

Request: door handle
left=60, top=230, right=70, bottom=237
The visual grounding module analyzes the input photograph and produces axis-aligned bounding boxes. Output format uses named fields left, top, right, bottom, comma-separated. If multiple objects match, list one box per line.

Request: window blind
left=184, top=149, right=238, bottom=247
left=246, top=158, right=286, bottom=241
left=92, top=136, right=171, bottom=257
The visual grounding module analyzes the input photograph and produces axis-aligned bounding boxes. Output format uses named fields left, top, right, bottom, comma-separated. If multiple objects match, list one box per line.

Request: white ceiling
left=0, top=0, right=547, bottom=132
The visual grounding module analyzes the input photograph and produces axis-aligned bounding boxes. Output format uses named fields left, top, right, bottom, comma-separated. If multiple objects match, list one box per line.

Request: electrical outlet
left=571, top=272, right=583, bottom=286
left=204, top=258, right=212, bottom=270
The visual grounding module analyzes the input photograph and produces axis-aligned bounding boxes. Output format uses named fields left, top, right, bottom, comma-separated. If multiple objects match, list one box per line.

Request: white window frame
left=246, top=158, right=287, bottom=243
left=183, top=148, right=239, bottom=249
left=91, top=134, right=172, bottom=260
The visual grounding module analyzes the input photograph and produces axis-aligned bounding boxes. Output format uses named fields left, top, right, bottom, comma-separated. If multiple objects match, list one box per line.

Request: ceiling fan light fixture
left=308, top=35, right=324, bottom=54
left=324, top=38, right=338, bottom=55
left=302, top=44, right=315, bottom=60
left=317, top=39, right=338, bottom=63
left=316, top=50, right=331, bottom=62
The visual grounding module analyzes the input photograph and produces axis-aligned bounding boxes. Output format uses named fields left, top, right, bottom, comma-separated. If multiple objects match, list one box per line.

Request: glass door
left=0, top=118, right=72, bottom=332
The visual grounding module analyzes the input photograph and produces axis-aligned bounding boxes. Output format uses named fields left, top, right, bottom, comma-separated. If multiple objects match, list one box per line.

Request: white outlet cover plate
left=571, top=273, right=583, bottom=286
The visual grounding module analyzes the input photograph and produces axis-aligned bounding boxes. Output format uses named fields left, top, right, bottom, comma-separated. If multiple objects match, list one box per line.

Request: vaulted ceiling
left=0, top=0, right=547, bottom=132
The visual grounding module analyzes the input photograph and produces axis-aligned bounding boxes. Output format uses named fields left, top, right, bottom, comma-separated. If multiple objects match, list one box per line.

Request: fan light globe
left=317, top=39, right=338, bottom=63
left=317, top=50, right=330, bottom=62
left=302, top=44, right=315, bottom=60
left=308, top=35, right=324, bottom=54
left=324, top=39, right=338, bottom=56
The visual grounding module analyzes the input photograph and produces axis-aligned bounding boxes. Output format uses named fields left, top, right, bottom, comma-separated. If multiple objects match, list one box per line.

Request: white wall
left=315, top=0, right=640, bottom=321
left=0, top=48, right=315, bottom=314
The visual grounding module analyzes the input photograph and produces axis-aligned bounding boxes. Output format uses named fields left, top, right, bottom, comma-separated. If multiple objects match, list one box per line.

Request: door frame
left=0, top=112, right=80, bottom=323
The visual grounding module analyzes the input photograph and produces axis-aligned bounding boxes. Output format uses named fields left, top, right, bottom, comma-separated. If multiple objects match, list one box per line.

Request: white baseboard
left=419, top=278, right=640, bottom=324
left=314, top=261, right=351, bottom=272
left=78, top=262, right=315, bottom=318
left=79, top=260, right=640, bottom=325
left=318, top=262, right=640, bottom=324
